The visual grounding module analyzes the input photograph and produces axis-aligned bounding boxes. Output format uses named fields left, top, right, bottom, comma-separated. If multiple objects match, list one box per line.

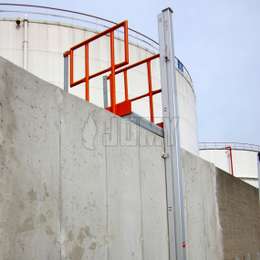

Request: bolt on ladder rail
left=158, top=7, right=187, bottom=260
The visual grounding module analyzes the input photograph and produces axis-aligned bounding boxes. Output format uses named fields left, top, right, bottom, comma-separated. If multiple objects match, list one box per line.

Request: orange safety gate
left=64, top=21, right=129, bottom=112
left=64, top=20, right=162, bottom=127
left=108, top=54, right=161, bottom=123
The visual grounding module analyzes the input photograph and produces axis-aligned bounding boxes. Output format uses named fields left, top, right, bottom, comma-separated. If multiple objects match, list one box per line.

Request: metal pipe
left=69, top=49, right=74, bottom=87
left=63, top=56, right=69, bottom=92
left=147, top=61, right=154, bottom=123
left=158, top=7, right=187, bottom=260
left=85, top=44, right=90, bottom=101
left=109, top=31, right=116, bottom=113
left=257, top=152, right=260, bottom=203
left=23, top=18, right=28, bottom=69
left=103, top=76, right=108, bottom=108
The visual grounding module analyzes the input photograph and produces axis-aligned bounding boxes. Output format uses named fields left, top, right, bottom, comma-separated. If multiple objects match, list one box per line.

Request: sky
left=3, top=0, right=260, bottom=145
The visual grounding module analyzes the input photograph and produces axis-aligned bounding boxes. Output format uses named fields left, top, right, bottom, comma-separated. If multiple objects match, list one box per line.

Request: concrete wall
left=182, top=151, right=224, bottom=260
left=0, top=57, right=259, bottom=260
left=183, top=151, right=260, bottom=260
left=216, top=170, right=260, bottom=260
left=0, top=56, right=169, bottom=260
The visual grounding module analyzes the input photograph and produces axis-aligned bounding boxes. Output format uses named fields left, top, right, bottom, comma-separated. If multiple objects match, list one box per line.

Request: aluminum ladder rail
left=158, top=7, right=187, bottom=260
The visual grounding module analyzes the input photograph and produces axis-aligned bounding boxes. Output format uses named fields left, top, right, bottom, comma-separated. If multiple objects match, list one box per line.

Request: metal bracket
left=257, top=152, right=260, bottom=203
left=123, top=112, right=164, bottom=137
left=161, top=153, right=169, bottom=159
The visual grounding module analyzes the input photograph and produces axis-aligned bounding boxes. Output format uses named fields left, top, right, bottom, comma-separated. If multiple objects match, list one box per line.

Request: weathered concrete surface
left=0, top=57, right=259, bottom=260
left=182, top=151, right=224, bottom=260
left=216, top=170, right=260, bottom=260
left=183, top=150, right=260, bottom=260
left=0, top=57, right=61, bottom=259
left=0, top=56, right=169, bottom=260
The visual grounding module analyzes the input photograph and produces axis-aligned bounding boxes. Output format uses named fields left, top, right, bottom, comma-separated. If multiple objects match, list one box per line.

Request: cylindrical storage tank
left=0, top=4, right=198, bottom=154
left=200, top=142, right=260, bottom=188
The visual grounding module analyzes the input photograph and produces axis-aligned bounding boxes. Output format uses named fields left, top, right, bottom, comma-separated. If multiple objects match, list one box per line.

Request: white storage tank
left=200, top=142, right=260, bottom=188
left=0, top=4, right=198, bottom=154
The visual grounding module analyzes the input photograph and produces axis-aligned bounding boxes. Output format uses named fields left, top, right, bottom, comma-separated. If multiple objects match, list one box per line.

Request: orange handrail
left=111, top=54, right=161, bottom=123
left=64, top=21, right=162, bottom=127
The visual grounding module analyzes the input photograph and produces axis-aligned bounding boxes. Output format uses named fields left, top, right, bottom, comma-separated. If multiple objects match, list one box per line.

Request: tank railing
left=199, top=142, right=260, bottom=153
left=108, top=54, right=161, bottom=124
left=0, top=9, right=158, bottom=52
left=0, top=3, right=158, bottom=52
left=0, top=3, right=193, bottom=83
left=64, top=20, right=129, bottom=112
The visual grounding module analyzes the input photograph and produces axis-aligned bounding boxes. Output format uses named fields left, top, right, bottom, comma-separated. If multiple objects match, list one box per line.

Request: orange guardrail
left=64, top=20, right=162, bottom=127
left=109, top=54, right=161, bottom=123
left=64, top=20, right=129, bottom=112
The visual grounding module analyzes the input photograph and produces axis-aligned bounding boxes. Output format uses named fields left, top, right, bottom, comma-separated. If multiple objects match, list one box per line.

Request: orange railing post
left=110, top=31, right=116, bottom=113
left=123, top=70, right=129, bottom=101
left=69, top=49, right=74, bottom=87
left=147, top=60, right=154, bottom=123
left=85, top=44, right=90, bottom=101
left=123, top=21, right=129, bottom=65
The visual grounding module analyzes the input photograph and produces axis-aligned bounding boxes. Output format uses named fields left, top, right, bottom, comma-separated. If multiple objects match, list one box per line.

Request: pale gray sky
left=4, top=0, right=260, bottom=145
